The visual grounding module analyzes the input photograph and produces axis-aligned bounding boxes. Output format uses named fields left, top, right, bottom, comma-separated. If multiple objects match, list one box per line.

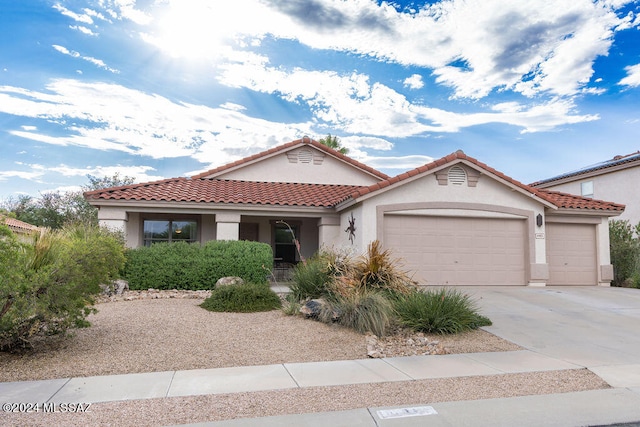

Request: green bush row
left=123, top=240, right=273, bottom=290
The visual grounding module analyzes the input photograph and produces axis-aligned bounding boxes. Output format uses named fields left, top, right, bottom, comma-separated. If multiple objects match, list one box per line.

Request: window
left=581, top=181, right=594, bottom=198
left=274, top=223, right=298, bottom=263
left=143, top=220, right=197, bottom=246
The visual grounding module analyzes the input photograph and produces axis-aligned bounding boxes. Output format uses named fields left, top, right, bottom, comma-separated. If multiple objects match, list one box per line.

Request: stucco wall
left=543, top=166, right=639, bottom=225
left=215, top=147, right=382, bottom=186
left=350, top=166, right=546, bottom=252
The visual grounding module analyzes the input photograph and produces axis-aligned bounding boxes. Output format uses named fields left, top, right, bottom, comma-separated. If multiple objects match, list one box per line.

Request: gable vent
left=298, top=149, right=313, bottom=163
left=448, top=166, right=467, bottom=185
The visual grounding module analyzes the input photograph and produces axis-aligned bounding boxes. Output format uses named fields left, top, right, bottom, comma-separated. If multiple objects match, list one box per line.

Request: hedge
left=124, top=240, right=273, bottom=290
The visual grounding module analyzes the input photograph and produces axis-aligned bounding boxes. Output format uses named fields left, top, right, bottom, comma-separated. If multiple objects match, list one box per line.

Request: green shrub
left=124, top=240, right=272, bottom=290
left=322, top=292, right=395, bottom=337
left=395, top=288, right=491, bottom=335
left=609, top=220, right=640, bottom=287
left=0, top=224, right=125, bottom=351
left=200, top=283, right=281, bottom=313
left=289, top=254, right=333, bottom=301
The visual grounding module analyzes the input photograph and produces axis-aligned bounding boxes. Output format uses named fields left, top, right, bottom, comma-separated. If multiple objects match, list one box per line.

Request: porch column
left=317, top=216, right=340, bottom=248
left=216, top=213, right=241, bottom=240
left=97, top=207, right=128, bottom=235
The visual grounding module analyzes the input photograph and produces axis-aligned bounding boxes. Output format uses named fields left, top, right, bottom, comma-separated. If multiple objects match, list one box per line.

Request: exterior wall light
left=536, top=213, right=543, bottom=227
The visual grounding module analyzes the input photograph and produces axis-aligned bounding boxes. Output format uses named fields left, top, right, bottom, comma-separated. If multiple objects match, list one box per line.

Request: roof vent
left=298, top=149, right=313, bottom=163
left=448, top=166, right=467, bottom=185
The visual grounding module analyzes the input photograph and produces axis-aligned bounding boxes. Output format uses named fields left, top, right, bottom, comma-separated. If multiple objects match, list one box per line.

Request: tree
left=319, top=134, right=349, bottom=155
left=0, top=223, right=125, bottom=351
left=0, top=173, right=135, bottom=229
left=609, top=219, right=640, bottom=287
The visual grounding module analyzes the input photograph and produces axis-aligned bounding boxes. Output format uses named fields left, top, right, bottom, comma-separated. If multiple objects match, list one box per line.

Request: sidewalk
left=2, top=349, right=640, bottom=426
left=0, top=350, right=581, bottom=404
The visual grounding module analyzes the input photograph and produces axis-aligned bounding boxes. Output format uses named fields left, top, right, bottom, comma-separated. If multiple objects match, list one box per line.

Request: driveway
left=463, top=286, right=640, bottom=389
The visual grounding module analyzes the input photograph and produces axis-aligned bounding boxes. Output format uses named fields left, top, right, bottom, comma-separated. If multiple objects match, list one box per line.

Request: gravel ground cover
left=0, top=292, right=610, bottom=426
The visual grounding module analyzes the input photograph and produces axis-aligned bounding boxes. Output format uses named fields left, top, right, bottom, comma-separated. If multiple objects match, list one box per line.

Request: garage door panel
left=384, top=215, right=526, bottom=286
left=546, top=223, right=596, bottom=285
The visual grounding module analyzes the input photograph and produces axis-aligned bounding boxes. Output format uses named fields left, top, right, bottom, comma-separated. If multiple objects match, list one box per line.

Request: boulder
left=99, top=279, right=129, bottom=296
left=215, top=276, right=245, bottom=287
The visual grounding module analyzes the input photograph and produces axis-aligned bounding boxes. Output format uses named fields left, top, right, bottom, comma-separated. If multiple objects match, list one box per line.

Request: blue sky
left=1, top=0, right=640, bottom=199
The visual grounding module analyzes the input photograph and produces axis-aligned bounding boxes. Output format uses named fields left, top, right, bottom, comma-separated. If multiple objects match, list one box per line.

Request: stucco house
left=85, top=138, right=624, bottom=286
left=1, top=216, right=41, bottom=242
left=532, top=151, right=640, bottom=226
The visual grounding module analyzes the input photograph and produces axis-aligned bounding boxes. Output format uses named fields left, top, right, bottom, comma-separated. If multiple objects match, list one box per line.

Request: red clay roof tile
left=537, top=190, right=625, bottom=211
left=85, top=178, right=362, bottom=207
left=84, top=148, right=624, bottom=213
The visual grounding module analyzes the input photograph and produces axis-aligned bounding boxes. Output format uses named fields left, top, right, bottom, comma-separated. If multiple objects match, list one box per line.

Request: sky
left=1, top=0, right=640, bottom=200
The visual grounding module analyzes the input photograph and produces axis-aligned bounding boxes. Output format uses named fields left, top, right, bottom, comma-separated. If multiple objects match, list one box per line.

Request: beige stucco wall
left=214, top=147, right=382, bottom=186
left=339, top=164, right=551, bottom=284
left=542, top=166, right=639, bottom=225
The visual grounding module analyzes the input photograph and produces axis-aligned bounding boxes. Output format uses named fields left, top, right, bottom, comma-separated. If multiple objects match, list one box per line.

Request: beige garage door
left=383, top=215, right=526, bottom=286
left=546, top=223, right=597, bottom=285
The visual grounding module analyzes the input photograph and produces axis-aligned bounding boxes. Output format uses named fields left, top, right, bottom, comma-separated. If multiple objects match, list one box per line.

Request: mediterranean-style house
left=532, top=151, right=640, bottom=225
left=85, top=138, right=625, bottom=287
left=1, top=216, right=41, bottom=242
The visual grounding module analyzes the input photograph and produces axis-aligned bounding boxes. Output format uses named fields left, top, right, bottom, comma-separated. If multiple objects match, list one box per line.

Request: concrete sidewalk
left=0, top=350, right=581, bottom=404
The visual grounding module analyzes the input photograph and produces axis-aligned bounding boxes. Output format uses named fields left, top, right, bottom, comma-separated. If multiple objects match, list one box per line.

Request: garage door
left=383, top=215, right=526, bottom=286
left=546, top=223, right=597, bottom=285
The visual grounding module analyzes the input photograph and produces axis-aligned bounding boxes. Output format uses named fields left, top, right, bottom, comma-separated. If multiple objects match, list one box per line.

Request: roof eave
left=532, top=158, right=640, bottom=188
left=547, top=208, right=624, bottom=217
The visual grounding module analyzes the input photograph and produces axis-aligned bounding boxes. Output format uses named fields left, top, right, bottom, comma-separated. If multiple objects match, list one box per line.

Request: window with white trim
left=581, top=181, right=594, bottom=198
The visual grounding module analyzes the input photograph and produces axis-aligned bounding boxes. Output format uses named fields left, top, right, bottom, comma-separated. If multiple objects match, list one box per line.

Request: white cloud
left=361, top=155, right=435, bottom=170
left=218, top=63, right=598, bottom=136
left=403, top=74, right=424, bottom=90
left=70, top=25, right=97, bottom=36
left=0, top=169, right=45, bottom=182
left=619, top=64, right=640, bottom=87
left=52, top=45, right=119, bottom=73
left=0, top=80, right=314, bottom=169
left=43, top=164, right=164, bottom=183
left=208, top=0, right=627, bottom=99
left=52, top=3, right=94, bottom=25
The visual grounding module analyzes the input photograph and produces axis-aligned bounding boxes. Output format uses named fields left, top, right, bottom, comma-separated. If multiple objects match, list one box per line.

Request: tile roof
left=191, top=137, right=390, bottom=180
left=84, top=149, right=624, bottom=213
left=2, top=216, right=41, bottom=233
left=347, top=150, right=546, bottom=199
left=532, top=150, right=640, bottom=186
left=537, top=190, right=625, bottom=212
left=84, top=178, right=362, bottom=208
left=344, top=150, right=624, bottom=212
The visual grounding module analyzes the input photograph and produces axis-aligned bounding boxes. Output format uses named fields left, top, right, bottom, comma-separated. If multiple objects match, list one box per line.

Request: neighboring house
left=1, top=216, right=41, bottom=242
left=85, top=138, right=624, bottom=286
left=532, top=151, right=640, bottom=225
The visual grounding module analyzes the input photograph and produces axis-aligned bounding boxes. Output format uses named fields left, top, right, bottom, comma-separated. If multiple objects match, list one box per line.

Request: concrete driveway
left=462, top=285, right=640, bottom=389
